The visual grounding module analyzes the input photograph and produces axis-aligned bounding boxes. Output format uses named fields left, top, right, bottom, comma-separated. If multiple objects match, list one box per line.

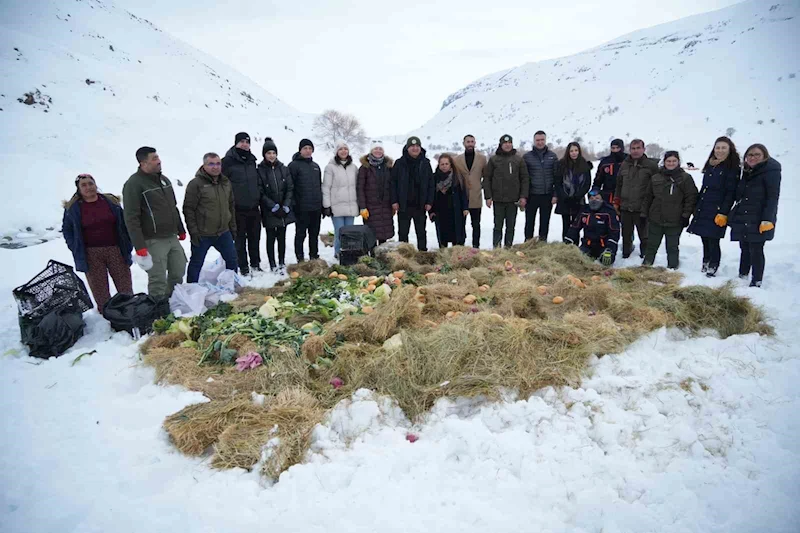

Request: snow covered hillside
left=410, top=0, right=799, bottom=159
left=0, top=0, right=314, bottom=240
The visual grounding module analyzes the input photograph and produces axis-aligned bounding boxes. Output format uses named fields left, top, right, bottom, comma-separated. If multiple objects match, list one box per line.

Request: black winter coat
left=565, top=202, right=621, bottom=256
left=391, top=146, right=434, bottom=212
left=357, top=155, right=395, bottom=242
left=523, top=147, right=559, bottom=196
left=729, top=158, right=781, bottom=243
left=222, top=147, right=260, bottom=211
left=592, top=152, right=627, bottom=204
left=430, top=171, right=469, bottom=245
left=687, top=163, right=740, bottom=239
left=257, top=159, right=296, bottom=229
left=554, top=161, right=593, bottom=216
left=288, top=153, right=323, bottom=212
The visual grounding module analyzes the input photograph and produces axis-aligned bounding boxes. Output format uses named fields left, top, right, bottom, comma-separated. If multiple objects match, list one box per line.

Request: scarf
left=562, top=170, right=584, bottom=198
left=707, top=157, right=723, bottom=167
left=368, top=153, right=384, bottom=167
left=436, top=171, right=454, bottom=194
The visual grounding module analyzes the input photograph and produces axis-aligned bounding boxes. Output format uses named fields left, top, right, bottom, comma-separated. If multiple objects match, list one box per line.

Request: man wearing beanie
left=288, top=138, right=322, bottom=261
left=222, top=132, right=261, bottom=275
left=391, top=136, right=434, bottom=251
left=454, top=134, right=488, bottom=248
left=522, top=130, right=559, bottom=242
left=484, top=134, right=529, bottom=248
left=592, top=139, right=627, bottom=205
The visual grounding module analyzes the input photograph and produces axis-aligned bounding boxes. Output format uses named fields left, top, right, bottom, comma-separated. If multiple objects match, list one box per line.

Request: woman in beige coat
left=322, top=141, right=360, bottom=258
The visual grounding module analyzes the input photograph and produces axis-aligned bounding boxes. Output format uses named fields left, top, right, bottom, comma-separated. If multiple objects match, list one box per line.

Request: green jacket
left=122, top=168, right=186, bottom=250
left=615, top=155, right=659, bottom=212
left=183, top=167, right=237, bottom=240
left=483, top=149, right=529, bottom=203
left=642, top=168, right=699, bottom=227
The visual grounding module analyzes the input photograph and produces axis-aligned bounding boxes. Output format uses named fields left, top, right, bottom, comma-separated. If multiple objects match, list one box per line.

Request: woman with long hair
left=641, top=151, right=698, bottom=269
left=728, top=143, right=781, bottom=287
left=429, top=153, right=469, bottom=248
left=62, top=174, right=133, bottom=313
left=555, top=142, right=593, bottom=242
left=687, top=136, right=741, bottom=277
left=257, top=138, right=295, bottom=274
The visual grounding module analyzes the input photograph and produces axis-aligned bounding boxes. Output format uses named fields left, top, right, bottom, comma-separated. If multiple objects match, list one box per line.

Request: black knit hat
left=299, top=138, right=314, bottom=151
left=262, top=137, right=278, bottom=157
left=235, top=132, right=250, bottom=145
left=611, top=138, right=624, bottom=149
left=500, top=134, right=513, bottom=144
left=406, top=136, right=421, bottom=149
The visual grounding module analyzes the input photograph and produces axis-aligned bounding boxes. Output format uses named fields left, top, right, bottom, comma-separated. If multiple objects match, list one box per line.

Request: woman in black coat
left=257, top=138, right=295, bottom=273
left=687, top=136, right=741, bottom=277
left=728, top=144, right=781, bottom=288
left=555, top=142, right=593, bottom=243
left=429, top=153, right=469, bottom=248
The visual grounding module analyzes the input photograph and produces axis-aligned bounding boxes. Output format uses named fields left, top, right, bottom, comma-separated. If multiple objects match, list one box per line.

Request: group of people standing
left=61, top=130, right=781, bottom=314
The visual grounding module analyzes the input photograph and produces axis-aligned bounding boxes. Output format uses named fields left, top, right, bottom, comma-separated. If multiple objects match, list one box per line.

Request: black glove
left=682, top=217, right=691, bottom=228
left=322, top=207, right=333, bottom=218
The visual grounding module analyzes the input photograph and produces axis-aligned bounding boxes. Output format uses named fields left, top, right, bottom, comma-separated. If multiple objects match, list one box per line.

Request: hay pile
left=144, top=241, right=772, bottom=480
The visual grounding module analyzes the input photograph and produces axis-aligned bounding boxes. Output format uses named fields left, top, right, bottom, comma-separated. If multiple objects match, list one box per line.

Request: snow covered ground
left=2, top=188, right=799, bottom=532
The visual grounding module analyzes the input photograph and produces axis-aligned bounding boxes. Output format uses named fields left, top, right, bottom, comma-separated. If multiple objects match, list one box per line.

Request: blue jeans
left=187, top=231, right=238, bottom=283
left=332, top=216, right=355, bottom=257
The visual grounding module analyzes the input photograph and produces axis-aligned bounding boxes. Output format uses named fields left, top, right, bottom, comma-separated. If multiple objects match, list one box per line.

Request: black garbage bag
left=23, top=305, right=86, bottom=359
left=102, top=293, right=170, bottom=336
left=339, top=225, right=377, bottom=266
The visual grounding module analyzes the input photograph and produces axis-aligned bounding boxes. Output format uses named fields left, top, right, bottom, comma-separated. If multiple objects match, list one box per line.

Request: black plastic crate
left=13, top=260, right=93, bottom=319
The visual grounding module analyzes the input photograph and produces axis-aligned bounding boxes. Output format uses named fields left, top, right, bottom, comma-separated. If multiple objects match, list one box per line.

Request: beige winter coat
left=454, top=151, right=488, bottom=209
left=322, top=156, right=360, bottom=217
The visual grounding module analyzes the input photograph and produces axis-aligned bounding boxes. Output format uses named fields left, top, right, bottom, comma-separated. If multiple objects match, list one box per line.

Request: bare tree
left=313, top=109, right=367, bottom=151
left=645, top=143, right=665, bottom=159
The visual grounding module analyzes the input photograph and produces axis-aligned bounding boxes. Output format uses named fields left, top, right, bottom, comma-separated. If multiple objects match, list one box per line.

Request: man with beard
left=565, top=188, right=620, bottom=266
left=593, top=138, right=627, bottom=205
left=454, top=134, right=487, bottom=248
left=391, top=136, right=434, bottom=251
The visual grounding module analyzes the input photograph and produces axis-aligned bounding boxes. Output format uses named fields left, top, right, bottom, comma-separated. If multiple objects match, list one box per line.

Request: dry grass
left=211, top=388, right=325, bottom=478
left=163, top=398, right=264, bottom=455
left=144, top=241, right=772, bottom=480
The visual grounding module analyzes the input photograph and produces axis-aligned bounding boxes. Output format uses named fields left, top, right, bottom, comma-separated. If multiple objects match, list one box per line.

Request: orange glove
left=360, top=209, right=369, bottom=221
left=714, top=214, right=728, bottom=227
left=136, top=248, right=149, bottom=257
left=759, top=221, right=774, bottom=234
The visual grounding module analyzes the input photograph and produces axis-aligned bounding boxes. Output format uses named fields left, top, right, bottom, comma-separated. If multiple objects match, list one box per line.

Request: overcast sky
left=116, top=0, right=741, bottom=136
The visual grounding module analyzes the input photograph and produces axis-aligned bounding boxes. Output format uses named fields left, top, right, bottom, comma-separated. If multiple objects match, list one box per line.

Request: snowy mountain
left=0, top=0, right=314, bottom=239
left=410, top=0, right=799, bottom=159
